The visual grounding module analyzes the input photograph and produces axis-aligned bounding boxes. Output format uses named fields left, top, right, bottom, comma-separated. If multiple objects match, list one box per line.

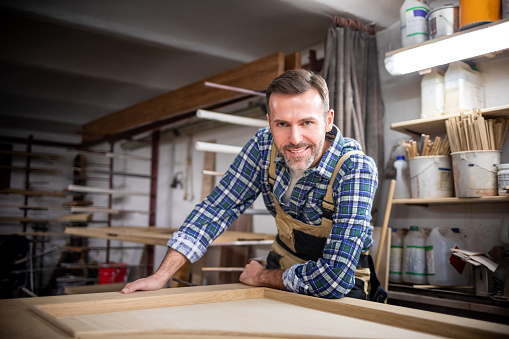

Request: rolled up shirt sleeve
left=167, top=133, right=264, bottom=263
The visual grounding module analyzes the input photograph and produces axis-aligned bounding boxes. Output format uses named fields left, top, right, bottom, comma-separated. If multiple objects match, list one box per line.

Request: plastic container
left=394, top=156, right=411, bottom=199
left=403, top=226, right=428, bottom=284
left=497, top=163, right=509, bottom=196
left=400, top=0, right=431, bottom=47
left=389, top=228, right=404, bottom=283
left=460, top=0, right=501, bottom=30
left=451, top=150, right=500, bottom=197
left=409, top=156, right=454, bottom=199
left=444, top=61, right=484, bottom=115
left=421, top=68, right=445, bottom=119
left=99, top=263, right=128, bottom=284
left=426, top=227, right=469, bottom=286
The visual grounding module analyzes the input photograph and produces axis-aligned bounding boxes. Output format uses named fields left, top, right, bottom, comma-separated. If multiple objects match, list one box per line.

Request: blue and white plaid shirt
left=168, top=125, right=378, bottom=298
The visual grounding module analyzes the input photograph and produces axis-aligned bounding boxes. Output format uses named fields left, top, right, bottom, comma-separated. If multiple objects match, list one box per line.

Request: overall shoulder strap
left=268, top=143, right=277, bottom=187
left=321, top=150, right=363, bottom=220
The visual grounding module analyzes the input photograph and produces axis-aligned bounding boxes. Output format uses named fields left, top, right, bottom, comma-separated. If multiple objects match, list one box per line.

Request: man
left=122, top=69, right=385, bottom=301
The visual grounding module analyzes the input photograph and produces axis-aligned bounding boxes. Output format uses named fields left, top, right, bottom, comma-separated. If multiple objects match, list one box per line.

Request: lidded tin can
left=427, top=5, right=460, bottom=39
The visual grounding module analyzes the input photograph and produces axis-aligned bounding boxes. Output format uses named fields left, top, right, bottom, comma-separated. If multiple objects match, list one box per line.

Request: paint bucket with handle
left=451, top=150, right=500, bottom=197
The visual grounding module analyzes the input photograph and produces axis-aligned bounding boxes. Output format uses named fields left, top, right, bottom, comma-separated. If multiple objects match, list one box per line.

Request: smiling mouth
left=288, top=147, right=308, bottom=154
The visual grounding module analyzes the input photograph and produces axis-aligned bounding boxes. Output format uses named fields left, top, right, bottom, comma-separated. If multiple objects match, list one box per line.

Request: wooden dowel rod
left=375, top=179, right=396, bottom=273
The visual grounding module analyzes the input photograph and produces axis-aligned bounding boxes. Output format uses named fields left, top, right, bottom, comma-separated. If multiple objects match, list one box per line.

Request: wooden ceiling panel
left=81, top=52, right=285, bottom=144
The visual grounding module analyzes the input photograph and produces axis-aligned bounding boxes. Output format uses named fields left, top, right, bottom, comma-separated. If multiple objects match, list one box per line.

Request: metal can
left=460, top=0, right=501, bottom=30
left=427, top=5, right=460, bottom=39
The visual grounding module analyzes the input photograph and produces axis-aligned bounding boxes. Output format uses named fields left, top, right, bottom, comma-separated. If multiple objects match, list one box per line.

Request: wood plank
left=64, top=226, right=274, bottom=247
left=0, top=188, right=67, bottom=197
left=0, top=165, right=61, bottom=173
left=82, top=52, right=285, bottom=143
left=284, top=52, right=302, bottom=70
left=0, top=150, right=63, bottom=160
left=0, top=204, right=66, bottom=211
left=57, top=214, right=93, bottom=222
left=392, top=196, right=509, bottom=205
left=66, top=184, right=149, bottom=196
left=70, top=206, right=150, bottom=214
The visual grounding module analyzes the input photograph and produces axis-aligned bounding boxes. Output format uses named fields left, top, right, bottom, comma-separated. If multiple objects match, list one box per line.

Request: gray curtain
left=321, top=17, right=384, bottom=216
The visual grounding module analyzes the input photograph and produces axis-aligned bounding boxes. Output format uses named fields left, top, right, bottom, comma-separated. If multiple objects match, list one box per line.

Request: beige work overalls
left=266, top=143, right=371, bottom=299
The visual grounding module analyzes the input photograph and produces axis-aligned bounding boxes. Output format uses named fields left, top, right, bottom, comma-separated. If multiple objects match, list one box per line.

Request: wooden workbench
left=1, top=284, right=508, bottom=338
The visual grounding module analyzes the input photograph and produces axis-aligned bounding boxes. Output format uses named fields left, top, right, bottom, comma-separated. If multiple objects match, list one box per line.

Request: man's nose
left=289, top=127, right=303, bottom=146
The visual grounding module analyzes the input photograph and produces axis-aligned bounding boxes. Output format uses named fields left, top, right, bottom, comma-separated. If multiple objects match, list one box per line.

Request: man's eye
left=303, top=121, right=312, bottom=126
left=277, top=123, right=286, bottom=127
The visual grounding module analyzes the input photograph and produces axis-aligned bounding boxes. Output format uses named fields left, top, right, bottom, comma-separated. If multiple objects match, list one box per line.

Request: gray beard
left=277, top=137, right=324, bottom=171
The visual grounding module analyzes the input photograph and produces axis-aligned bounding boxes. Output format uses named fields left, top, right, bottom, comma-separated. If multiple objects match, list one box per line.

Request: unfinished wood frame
left=18, top=284, right=509, bottom=338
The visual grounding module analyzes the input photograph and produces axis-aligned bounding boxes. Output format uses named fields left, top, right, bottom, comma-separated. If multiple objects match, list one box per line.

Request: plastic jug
left=403, top=226, right=428, bottom=284
left=426, top=227, right=469, bottom=286
left=421, top=68, right=445, bottom=119
left=394, top=156, right=411, bottom=199
left=400, top=0, right=431, bottom=47
left=444, top=61, right=484, bottom=114
left=389, top=228, right=404, bottom=283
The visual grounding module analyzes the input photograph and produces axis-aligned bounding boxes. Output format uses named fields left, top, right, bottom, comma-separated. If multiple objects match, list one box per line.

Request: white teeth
left=289, top=148, right=306, bottom=154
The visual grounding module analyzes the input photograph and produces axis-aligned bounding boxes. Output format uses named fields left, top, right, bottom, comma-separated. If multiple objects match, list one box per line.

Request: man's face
left=267, top=88, right=334, bottom=171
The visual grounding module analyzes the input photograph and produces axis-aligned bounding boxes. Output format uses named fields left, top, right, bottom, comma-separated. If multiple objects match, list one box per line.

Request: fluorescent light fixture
left=384, top=19, right=509, bottom=75
left=195, top=141, right=242, bottom=155
left=196, top=109, right=268, bottom=128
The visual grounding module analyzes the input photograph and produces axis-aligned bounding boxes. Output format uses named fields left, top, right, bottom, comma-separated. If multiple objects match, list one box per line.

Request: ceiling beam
left=81, top=52, right=285, bottom=145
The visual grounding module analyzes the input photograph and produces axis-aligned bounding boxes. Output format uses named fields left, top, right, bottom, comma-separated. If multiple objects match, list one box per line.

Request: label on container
left=425, top=245, right=435, bottom=276
left=498, top=173, right=509, bottom=195
left=390, top=245, right=403, bottom=275
left=437, top=168, right=453, bottom=190
left=405, top=7, right=430, bottom=37
left=405, top=245, right=427, bottom=275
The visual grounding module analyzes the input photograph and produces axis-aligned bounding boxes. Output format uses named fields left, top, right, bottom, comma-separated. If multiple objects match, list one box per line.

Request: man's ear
left=266, top=113, right=270, bottom=124
left=326, top=109, right=334, bottom=131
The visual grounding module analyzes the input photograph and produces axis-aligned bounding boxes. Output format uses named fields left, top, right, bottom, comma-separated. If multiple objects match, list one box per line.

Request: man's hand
left=121, top=248, right=187, bottom=294
left=121, top=274, right=166, bottom=294
left=239, top=260, right=286, bottom=290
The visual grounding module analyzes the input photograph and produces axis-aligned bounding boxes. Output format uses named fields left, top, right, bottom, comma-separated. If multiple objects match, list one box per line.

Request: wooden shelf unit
left=390, top=104, right=509, bottom=137
left=393, top=196, right=509, bottom=205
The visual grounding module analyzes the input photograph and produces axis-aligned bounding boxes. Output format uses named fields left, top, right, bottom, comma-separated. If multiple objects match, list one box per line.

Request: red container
left=99, top=263, right=127, bottom=284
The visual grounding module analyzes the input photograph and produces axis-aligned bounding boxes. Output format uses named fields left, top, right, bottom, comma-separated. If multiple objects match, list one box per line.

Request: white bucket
left=451, top=151, right=500, bottom=197
left=409, top=156, right=454, bottom=199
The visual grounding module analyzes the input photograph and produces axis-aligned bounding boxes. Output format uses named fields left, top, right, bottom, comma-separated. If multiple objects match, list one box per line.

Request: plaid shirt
left=168, top=125, right=378, bottom=298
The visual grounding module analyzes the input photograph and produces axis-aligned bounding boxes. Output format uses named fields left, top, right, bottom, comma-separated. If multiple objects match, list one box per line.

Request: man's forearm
left=258, top=268, right=286, bottom=290
left=153, top=248, right=188, bottom=283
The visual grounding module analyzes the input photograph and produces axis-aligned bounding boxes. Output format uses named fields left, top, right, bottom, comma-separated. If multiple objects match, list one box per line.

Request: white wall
left=375, top=18, right=509, bottom=285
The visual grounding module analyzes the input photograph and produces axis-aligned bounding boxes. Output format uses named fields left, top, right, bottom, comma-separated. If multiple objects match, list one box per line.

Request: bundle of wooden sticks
left=445, top=109, right=509, bottom=153
left=402, top=135, right=450, bottom=158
